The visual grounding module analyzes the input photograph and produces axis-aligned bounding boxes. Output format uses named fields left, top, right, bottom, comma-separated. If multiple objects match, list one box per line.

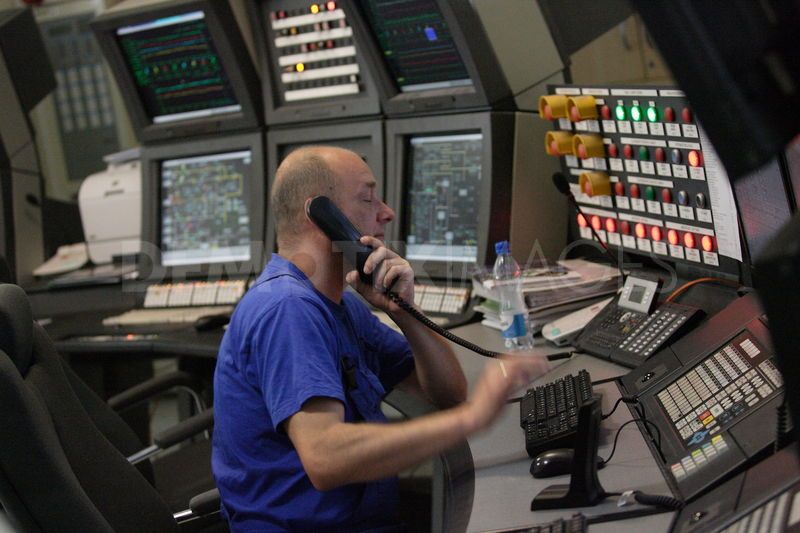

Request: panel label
left=690, top=167, right=706, bottom=180
left=610, top=158, right=624, bottom=172
left=663, top=204, right=679, bottom=217
left=666, top=123, right=682, bottom=137
left=703, top=252, right=719, bottom=266
left=686, top=248, right=701, bottom=262
left=647, top=201, right=663, bottom=215
left=657, top=163, right=672, bottom=176
left=640, top=161, right=656, bottom=174
left=669, top=245, right=685, bottom=259
left=679, top=206, right=695, bottom=220
left=615, top=196, right=630, bottom=210
left=649, top=123, right=665, bottom=136
left=622, top=235, right=637, bottom=248
left=602, top=120, right=617, bottom=133
left=637, top=239, right=653, bottom=252
left=673, top=165, right=688, bottom=178
left=697, top=209, right=713, bottom=223
left=653, top=242, right=668, bottom=255
left=625, top=160, right=640, bottom=173
left=618, top=121, right=632, bottom=134
left=632, top=198, right=646, bottom=211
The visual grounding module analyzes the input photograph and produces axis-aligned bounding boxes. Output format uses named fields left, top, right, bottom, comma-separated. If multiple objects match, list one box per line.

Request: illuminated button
left=661, top=188, right=673, bottom=203
left=310, top=3, right=320, bottom=13
left=577, top=214, right=588, bottom=228
left=677, top=190, right=690, bottom=205
left=605, top=218, right=617, bottom=233
left=655, top=147, right=666, bottom=162
left=620, top=221, right=631, bottom=235
left=567, top=95, right=598, bottom=121
left=326, top=1, right=336, bottom=9
left=296, top=63, right=305, bottom=72
left=670, top=149, right=682, bottom=164
left=614, top=182, right=625, bottom=196
left=688, top=150, right=703, bottom=167
left=651, top=226, right=663, bottom=241
left=684, top=232, right=697, bottom=249
left=630, top=184, right=641, bottom=198
left=601, top=105, right=612, bottom=119
left=579, top=172, right=611, bottom=197
left=695, top=193, right=707, bottom=209
left=702, top=235, right=716, bottom=252
left=607, top=143, right=619, bottom=158
left=639, top=146, right=650, bottom=160
left=539, top=95, right=568, bottom=120
left=623, top=144, right=634, bottom=159
left=664, top=107, right=676, bottom=122
left=591, top=215, right=602, bottom=231
left=630, top=105, right=643, bottom=122
left=573, top=134, right=605, bottom=159
left=545, top=131, right=573, bottom=156
left=668, top=229, right=680, bottom=245
left=635, top=223, right=647, bottom=239
left=645, top=186, right=656, bottom=201
left=682, top=107, right=693, bottom=123
left=615, top=105, right=627, bottom=121
left=646, top=106, right=660, bottom=122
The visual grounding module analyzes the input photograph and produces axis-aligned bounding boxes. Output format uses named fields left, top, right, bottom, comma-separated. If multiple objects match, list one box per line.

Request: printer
left=78, top=148, right=141, bottom=264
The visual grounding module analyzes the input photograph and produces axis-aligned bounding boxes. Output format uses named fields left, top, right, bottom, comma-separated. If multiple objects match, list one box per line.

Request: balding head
left=271, top=146, right=358, bottom=248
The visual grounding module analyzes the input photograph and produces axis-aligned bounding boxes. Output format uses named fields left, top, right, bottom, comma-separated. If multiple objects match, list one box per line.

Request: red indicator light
left=570, top=106, right=581, bottom=121
left=655, top=147, right=666, bottom=162
left=601, top=105, right=611, bottom=119
left=661, top=188, right=673, bottom=203
left=688, top=150, right=703, bottom=167
left=577, top=144, right=588, bottom=159
left=701, top=235, right=715, bottom=252
left=668, top=229, right=680, bottom=245
left=629, top=184, right=640, bottom=198
left=635, top=223, right=647, bottom=239
left=327, top=1, right=337, bottom=10
left=582, top=180, right=592, bottom=195
left=607, top=143, right=619, bottom=158
left=684, top=232, right=696, bottom=249
left=623, top=144, right=634, bottom=159
left=620, top=221, right=631, bottom=235
left=577, top=214, right=588, bottom=228
left=682, top=107, right=693, bottom=123
left=664, top=107, right=675, bottom=122
left=650, top=226, right=663, bottom=241
left=605, top=218, right=617, bottom=233
left=591, top=215, right=602, bottom=231
left=543, top=105, right=554, bottom=120
left=614, top=182, right=625, bottom=196
left=549, top=140, right=560, bottom=155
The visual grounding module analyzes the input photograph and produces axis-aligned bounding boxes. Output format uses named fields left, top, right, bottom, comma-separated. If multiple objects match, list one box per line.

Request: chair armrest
left=189, top=488, right=220, bottom=516
left=108, top=370, right=202, bottom=411
left=153, top=408, right=214, bottom=449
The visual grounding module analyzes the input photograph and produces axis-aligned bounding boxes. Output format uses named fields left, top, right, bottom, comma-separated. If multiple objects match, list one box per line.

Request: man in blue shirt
left=213, top=146, right=549, bottom=531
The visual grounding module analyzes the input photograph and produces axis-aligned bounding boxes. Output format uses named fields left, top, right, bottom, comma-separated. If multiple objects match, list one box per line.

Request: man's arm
left=285, top=354, right=549, bottom=491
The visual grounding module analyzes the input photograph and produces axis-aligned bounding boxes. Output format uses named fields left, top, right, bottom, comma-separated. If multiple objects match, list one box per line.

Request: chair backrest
left=0, top=284, right=178, bottom=533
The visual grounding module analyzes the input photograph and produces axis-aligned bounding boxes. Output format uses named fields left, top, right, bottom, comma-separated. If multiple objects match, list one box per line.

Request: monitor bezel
left=245, top=0, right=382, bottom=126
left=265, top=119, right=384, bottom=254
left=385, top=112, right=515, bottom=282
left=140, top=130, right=265, bottom=282
left=91, top=0, right=262, bottom=143
left=344, top=0, right=513, bottom=117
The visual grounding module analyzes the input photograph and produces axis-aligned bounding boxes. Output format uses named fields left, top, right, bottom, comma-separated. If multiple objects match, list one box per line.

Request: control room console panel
left=540, top=85, right=741, bottom=276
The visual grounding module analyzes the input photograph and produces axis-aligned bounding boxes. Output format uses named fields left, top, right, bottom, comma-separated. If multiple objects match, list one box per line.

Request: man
left=213, top=146, right=549, bottom=531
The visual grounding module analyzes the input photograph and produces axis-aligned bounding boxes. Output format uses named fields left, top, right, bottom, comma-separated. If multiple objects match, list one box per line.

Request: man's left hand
left=346, top=236, right=414, bottom=314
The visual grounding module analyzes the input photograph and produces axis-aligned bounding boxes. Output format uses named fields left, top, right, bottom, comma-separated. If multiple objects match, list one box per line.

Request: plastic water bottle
left=493, top=241, right=534, bottom=350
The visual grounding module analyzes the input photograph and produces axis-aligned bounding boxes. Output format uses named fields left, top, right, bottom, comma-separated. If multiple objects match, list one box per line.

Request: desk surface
left=446, top=323, right=674, bottom=533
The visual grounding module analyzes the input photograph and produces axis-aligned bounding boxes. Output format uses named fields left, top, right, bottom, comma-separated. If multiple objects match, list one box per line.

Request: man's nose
left=378, top=201, right=395, bottom=223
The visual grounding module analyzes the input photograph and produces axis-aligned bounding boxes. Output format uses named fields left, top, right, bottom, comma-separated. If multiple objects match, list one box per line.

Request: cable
left=602, top=396, right=639, bottom=420
left=665, top=276, right=740, bottom=303
left=592, top=376, right=620, bottom=386
left=600, top=417, right=663, bottom=467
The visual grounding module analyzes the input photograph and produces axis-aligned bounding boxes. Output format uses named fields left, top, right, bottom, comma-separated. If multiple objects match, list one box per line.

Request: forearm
left=390, top=307, right=467, bottom=407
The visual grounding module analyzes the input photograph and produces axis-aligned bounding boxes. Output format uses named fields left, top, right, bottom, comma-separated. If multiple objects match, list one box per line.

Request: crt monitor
left=91, top=0, right=261, bottom=143
left=265, top=120, right=383, bottom=253
left=140, top=131, right=265, bottom=282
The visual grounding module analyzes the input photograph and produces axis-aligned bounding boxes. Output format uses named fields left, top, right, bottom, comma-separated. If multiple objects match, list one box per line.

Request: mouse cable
left=602, top=395, right=639, bottom=420
left=591, top=375, right=621, bottom=386
left=600, top=417, right=663, bottom=467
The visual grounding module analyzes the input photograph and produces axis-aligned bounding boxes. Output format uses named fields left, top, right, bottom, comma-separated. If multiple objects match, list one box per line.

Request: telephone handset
left=575, top=274, right=702, bottom=368
left=306, top=195, right=507, bottom=358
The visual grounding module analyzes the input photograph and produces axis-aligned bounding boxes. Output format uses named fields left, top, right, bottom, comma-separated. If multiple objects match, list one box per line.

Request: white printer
left=78, top=148, right=142, bottom=264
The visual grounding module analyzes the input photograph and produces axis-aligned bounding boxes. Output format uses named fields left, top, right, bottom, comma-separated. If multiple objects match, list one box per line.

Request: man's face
left=333, top=153, right=395, bottom=242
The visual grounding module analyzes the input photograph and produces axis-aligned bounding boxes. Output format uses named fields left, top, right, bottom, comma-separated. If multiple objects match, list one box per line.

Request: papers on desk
left=33, top=243, right=89, bottom=277
left=47, top=263, right=138, bottom=289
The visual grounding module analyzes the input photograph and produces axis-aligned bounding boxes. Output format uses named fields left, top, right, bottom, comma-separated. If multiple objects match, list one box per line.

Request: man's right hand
left=463, top=354, right=551, bottom=433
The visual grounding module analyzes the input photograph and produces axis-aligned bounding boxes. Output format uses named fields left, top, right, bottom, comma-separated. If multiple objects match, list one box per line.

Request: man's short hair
left=271, top=146, right=339, bottom=246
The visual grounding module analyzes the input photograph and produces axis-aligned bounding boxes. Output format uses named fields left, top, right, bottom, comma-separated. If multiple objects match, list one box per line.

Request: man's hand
left=345, top=236, right=414, bottom=313
left=463, top=354, right=551, bottom=433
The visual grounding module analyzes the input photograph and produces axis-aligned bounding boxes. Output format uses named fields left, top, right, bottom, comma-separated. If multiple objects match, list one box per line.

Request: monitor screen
left=358, top=0, right=471, bottom=93
left=160, top=150, right=252, bottom=267
left=115, top=11, right=241, bottom=124
left=404, top=133, right=482, bottom=263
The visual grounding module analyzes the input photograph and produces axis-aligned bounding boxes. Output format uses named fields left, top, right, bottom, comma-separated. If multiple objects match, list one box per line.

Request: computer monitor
left=265, top=120, right=383, bottom=253
left=385, top=112, right=565, bottom=282
left=91, top=0, right=261, bottom=143
left=246, top=0, right=381, bottom=126
left=346, top=0, right=564, bottom=116
left=140, top=131, right=265, bottom=281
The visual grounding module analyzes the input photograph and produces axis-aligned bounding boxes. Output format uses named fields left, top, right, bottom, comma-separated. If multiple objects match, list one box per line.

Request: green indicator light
left=639, top=146, right=650, bottom=160
left=615, top=105, right=626, bottom=121
left=630, top=105, right=643, bottom=122
left=646, top=106, right=659, bottom=122
left=645, top=186, right=656, bottom=201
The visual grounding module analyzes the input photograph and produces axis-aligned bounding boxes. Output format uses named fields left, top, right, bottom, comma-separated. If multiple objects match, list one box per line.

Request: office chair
left=0, top=283, right=222, bottom=531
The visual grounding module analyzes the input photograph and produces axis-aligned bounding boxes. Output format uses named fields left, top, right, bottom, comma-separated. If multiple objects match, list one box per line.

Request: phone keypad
left=620, top=304, right=691, bottom=357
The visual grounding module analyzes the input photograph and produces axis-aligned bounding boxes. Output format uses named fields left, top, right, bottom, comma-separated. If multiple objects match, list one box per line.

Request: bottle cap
left=494, top=241, right=510, bottom=255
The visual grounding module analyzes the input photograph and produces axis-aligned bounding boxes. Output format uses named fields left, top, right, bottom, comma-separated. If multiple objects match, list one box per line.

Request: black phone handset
left=306, top=196, right=503, bottom=358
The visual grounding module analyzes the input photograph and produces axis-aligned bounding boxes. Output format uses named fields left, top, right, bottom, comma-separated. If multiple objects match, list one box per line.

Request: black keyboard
left=488, top=513, right=588, bottom=533
left=519, top=370, right=594, bottom=457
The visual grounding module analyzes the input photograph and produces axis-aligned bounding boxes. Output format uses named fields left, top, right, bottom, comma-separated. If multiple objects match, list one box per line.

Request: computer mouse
left=530, top=448, right=575, bottom=479
left=193, top=313, right=230, bottom=332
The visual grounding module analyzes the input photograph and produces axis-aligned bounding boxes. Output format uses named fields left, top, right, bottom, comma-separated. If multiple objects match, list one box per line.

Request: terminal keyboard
left=102, top=306, right=234, bottom=326
left=487, top=513, right=587, bottom=533
left=520, top=370, right=594, bottom=457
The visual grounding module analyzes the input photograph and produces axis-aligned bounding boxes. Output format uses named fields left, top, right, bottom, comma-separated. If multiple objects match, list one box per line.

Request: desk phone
left=576, top=274, right=701, bottom=368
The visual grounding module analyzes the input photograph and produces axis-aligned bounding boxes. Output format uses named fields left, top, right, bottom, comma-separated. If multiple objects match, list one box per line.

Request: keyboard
left=487, top=513, right=587, bottom=533
left=102, top=306, right=233, bottom=326
left=520, top=370, right=594, bottom=457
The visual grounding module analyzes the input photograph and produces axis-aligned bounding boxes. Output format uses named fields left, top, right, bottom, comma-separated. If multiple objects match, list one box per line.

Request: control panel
left=540, top=85, right=741, bottom=275
left=142, top=280, right=246, bottom=308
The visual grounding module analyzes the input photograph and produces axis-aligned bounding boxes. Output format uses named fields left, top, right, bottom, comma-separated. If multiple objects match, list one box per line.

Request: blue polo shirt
left=213, top=254, right=415, bottom=532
